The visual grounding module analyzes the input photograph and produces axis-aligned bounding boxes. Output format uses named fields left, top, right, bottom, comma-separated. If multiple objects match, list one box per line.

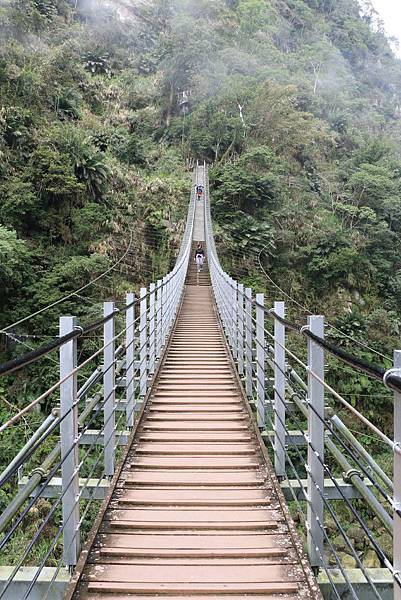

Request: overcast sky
left=371, top=0, right=401, bottom=55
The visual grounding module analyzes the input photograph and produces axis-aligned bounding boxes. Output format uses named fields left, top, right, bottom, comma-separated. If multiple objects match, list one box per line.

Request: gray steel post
left=149, top=283, right=156, bottom=374
left=156, top=279, right=162, bottom=359
left=306, top=315, right=325, bottom=568
left=103, top=302, right=115, bottom=477
left=161, top=276, right=167, bottom=347
left=59, top=316, right=80, bottom=567
left=223, top=275, right=233, bottom=348
left=255, top=293, right=265, bottom=429
left=220, top=279, right=225, bottom=325
left=237, top=283, right=244, bottom=375
left=274, top=301, right=286, bottom=477
left=167, top=275, right=173, bottom=334
left=140, top=287, right=147, bottom=397
left=165, top=275, right=171, bottom=335
left=394, top=350, right=401, bottom=600
left=232, top=280, right=238, bottom=360
left=224, top=277, right=233, bottom=348
left=125, top=293, right=135, bottom=428
left=245, top=288, right=253, bottom=397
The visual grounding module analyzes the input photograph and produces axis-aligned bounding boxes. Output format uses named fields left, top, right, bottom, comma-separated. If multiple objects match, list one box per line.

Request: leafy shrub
left=0, top=227, right=28, bottom=309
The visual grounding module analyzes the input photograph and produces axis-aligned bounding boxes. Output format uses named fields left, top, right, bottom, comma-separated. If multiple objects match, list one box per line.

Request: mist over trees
left=1, top=0, right=401, bottom=402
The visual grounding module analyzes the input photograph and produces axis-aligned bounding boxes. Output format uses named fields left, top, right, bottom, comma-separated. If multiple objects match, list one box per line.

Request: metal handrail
left=0, top=169, right=196, bottom=598
left=203, top=160, right=401, bottom=599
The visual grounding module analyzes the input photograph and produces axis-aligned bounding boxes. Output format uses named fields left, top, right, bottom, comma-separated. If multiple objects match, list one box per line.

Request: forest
left=0, top=0, right=401, bottom=573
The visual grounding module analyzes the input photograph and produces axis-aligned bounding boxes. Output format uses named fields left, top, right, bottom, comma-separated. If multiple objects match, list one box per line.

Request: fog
left=369, top=0, right=401, bottom=56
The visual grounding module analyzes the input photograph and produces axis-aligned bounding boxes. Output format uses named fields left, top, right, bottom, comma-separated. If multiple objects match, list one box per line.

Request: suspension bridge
left=0, top=163, right=400, bottom=599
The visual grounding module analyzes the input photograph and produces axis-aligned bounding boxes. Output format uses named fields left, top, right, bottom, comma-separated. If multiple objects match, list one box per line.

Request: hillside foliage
left=1, top=0, right=401, bottom=418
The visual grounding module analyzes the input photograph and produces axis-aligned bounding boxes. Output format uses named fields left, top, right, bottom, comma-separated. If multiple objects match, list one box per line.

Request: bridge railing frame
left=0, top=173, right=196, bottom=598
left=203, top=161, right=401, bottom=600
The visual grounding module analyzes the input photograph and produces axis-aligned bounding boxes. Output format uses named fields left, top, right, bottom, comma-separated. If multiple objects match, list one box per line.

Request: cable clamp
left=383, top=367, right=401, bottom=389
left=343, top=468, right=362, bottom=483
left=74, top=325, right=84, bottom=335
left=300, top=325, right=309, bottom=334
left=393, top=441, right=401, bottom=456
left=31, top=466, right=47, bottom=480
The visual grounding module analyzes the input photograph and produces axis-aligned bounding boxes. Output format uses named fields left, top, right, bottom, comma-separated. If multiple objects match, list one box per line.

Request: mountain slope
left=1, top=0, right=401, bottom=377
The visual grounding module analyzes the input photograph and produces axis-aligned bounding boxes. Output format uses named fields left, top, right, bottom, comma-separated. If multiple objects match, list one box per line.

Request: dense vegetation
left=2, top=0, right=401, bottom=368
left=1, top=0, right=400, bottom=570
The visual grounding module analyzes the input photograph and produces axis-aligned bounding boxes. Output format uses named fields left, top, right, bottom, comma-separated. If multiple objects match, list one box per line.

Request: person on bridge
left=196, top=184, right=204, bottom=201
left=194, top=243, right=205, bottom=272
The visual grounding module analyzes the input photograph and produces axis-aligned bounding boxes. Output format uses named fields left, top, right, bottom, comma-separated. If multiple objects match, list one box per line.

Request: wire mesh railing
left=203, top=162, right=401, bottom=600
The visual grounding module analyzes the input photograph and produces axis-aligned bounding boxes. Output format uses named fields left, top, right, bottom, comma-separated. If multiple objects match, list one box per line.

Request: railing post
left=245, top=288, right=253, bottom=397
left=227, top=276, right=234, bottom=350
left=306, top=315, right=325, bottom=568
left=255, top=293, right=265, bottom=429
left=394, top=350, right=401, bottom=600
left=169, top=274, right=175, bottom=329
left=140, top=287, right=147, bottom=398
left=126, top=293, right=135, bottom=428
left=169, top=275, right=174, bottom=331
left=165, top=275, right=171, bottom=335
left=237, top=283, right=244, bottom=376
left=149, top=283, right=156, bottom=374
left=59, top=316, right=80, bottom=568
left=217, top=275, right=223, bottom=329
left=156, top=279, right=162, bottom=359
left=103, top=302, right=115, bottom=477
left=161, top=275, right=167, bottom=347
left=232, top=280, right=238, bottom=360
left=273, top=301, right=286, bottom=478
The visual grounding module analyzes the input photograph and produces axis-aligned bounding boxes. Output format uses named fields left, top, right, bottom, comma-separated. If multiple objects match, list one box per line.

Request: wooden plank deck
left=67, top=252, right=321, bottom=599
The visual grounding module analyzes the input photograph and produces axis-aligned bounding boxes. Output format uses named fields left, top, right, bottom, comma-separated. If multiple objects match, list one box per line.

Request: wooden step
left=123, top=470, right=265, bottom=487
left=148, top=404, right=243, bottom=412
left=115, top=489, right=268, bottom=507
left=130, top=456, right=259, bottom=469
left=135, top=443, right=255, bottom=455
left=138, top=432, right=253, bottom=442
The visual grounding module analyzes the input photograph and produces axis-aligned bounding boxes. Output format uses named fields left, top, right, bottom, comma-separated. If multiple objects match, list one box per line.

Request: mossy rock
left=376, top=532, right=393, bottom=560
left=347, top=525, right=365, bottom=544
left=332, top=534, right=348, bottom=553
left=363, top=549, right=381, bottom=569
left=339, top=552, right=357, bottom=569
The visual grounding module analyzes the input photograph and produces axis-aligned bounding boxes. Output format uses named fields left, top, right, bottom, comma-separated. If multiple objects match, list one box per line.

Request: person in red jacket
left=196, top=185, right=204, bottom=201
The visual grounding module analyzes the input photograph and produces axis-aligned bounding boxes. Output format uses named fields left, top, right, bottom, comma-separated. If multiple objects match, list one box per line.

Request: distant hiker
left=194, top=243, right=205, bottom=272
left=196, top=185, right=204, bottom=201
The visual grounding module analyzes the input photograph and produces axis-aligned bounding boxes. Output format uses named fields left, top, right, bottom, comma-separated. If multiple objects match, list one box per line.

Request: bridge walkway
left=68, top=244, right=320, bottom=599
left=192, top=167, right=205, bottom=242
left=1, top=164, right=399, bottom=600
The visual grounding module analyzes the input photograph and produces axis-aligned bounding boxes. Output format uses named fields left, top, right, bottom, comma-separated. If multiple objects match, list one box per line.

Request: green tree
left=0, top=227, right=28, bottom=310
